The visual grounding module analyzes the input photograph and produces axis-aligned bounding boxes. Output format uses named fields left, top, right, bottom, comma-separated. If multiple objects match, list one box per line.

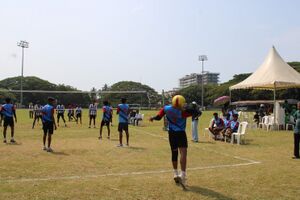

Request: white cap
left=192, top=101, right=197, bottom=104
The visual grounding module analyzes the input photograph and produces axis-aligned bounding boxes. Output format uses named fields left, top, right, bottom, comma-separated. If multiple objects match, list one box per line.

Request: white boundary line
left=0, top=127, right=261, bottom=184
left=1, top=161, right=259, bottom=183
left=133, top=128, right=261, bottom=164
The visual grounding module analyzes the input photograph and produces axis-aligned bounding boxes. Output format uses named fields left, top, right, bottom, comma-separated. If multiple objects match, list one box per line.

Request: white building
left=179, top=72, right=219, bottom=88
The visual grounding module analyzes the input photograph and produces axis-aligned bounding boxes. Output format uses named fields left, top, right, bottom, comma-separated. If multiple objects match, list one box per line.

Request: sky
left=0, top=0, right=300, bottom=93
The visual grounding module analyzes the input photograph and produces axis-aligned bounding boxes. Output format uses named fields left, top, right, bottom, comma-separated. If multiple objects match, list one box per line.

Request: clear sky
left=0, top=0, right=299, bottom=93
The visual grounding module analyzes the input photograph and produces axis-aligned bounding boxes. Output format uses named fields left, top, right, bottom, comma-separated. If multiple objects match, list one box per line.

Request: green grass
left=0, top=109, right=299, bottom=200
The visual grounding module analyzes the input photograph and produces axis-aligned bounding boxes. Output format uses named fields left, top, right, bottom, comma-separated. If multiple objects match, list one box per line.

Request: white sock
left=181, top=171, right=186, bottom=178
left=173, top=169, right=179, bottom=176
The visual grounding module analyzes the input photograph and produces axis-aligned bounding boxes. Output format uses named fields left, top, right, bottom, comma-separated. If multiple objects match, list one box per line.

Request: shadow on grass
left=196, top=141, right=216, bottom=144
left=6, top=142, right=22, bottom=145
left=187, top=186, right=235, bottom=200
left=128, top=146, right=146, bottom=150
left=51, top=151, right=69, bottom=156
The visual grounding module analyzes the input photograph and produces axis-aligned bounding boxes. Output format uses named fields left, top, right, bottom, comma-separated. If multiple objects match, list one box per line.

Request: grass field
left=0, top=109, right=299, bottom=200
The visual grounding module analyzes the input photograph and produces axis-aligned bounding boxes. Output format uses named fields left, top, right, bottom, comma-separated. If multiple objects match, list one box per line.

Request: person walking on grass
left=116, top=98, right=129, bottom=147
left=293, top=102, right=300, bottom=159
left=150, top=95, right=200, bottom=188
left=1, top=98, right=17, bottom=143
left=99, top=100, right=112, bottom=139
left=41, top=97, right=57, bottom=152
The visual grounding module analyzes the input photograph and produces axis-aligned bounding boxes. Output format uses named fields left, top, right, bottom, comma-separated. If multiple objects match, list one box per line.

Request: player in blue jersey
left=150, top=95, right=200, bottom=188
left=223, top=114, right=239, bottom=139
left=41, top=97, right=57, bottom=152
left=116, top=98, right=130, bottom=147
left=99, top=101, right=112, bottom=139
left=1, top=98, right=17, bottom=143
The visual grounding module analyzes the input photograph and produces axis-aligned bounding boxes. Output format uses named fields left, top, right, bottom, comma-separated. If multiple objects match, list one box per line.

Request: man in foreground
left=150, top=95, right=200, bottom=188
left=117, top=98, right=129, bottom=147
left=41, top=97, right=57, bottom=152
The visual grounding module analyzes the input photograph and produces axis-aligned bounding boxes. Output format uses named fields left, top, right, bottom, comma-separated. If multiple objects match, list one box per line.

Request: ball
left=172, top=95, right=186, bottom=109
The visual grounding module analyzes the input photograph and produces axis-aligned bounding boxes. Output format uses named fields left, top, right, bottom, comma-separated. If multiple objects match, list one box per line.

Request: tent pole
left=273, top=85, right=277, bottom=129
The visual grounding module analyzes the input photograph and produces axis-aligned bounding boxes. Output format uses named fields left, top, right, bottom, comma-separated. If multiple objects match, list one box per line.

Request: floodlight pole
left=199, top=55, right=207, bottom=109
left=17, top=40, right=29, bottom=107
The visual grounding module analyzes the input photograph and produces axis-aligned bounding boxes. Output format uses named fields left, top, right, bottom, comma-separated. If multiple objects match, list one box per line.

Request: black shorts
left=3, top=117, right=14, bottom=127
left=168, top=131, right=188, bottom=150
left=118, top=122, right=128, bottom=132
left=89, top=115, right=96, bottom=120
left=76, top=113, right=82, bottom=118
left=43, top=121, right=54, bottom=135
left=57, top=113, right=64, bottom=118
left=101, top=120, right=110, bottom=127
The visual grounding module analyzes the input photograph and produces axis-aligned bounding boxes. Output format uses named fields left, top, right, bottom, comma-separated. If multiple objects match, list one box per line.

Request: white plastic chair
left=258, top=116, right=269, bottom=129
left=266, top=116, right=275, bottom=131
left=231, top=122, right=248, bottom=145
left=135, top=114, right=144, bottom=126
left=286, top=116, right=295, bottom=130
left=204, top=119, right=214, bottom=139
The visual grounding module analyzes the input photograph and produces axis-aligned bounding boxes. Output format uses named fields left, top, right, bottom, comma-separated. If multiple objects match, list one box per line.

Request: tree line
left=1, top=62, right=299, bottom=108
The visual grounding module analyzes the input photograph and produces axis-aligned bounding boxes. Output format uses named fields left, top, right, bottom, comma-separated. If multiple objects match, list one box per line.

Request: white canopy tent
left=230, top=46, right=300, bottom=127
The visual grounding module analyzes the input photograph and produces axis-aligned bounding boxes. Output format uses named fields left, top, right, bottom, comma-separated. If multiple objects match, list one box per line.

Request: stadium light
left=17, top=40, right=29, bottom=107
left=199, top=55, right=208, bottom=109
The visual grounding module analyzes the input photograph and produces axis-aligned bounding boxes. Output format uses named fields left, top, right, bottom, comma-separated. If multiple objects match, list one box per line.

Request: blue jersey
left=223, top=118, right=230, bottom=128
left=102, top=106, right=112, bottom=121
left=159, top=105, right=190, bottom=132
left=1, top=104, right=15, bottom=118
left=42, top=104, right=54, bottom=122
left=229, top=110, right=238, bottom=120
left=117, top=104, right=129, bottom=123
left=230, top=120, right=239, bottom=132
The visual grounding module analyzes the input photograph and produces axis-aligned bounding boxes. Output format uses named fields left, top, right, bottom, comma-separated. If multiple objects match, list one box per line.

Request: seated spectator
left=129, top=109, right=137, bottom=124
left=222, top=113, right=231, bottom=128
left=228, top=106, right=238, bottom=120
left=209, top=113, right=224, bottom=140
left=223, top=114, right=239, bottom=139
left=221, top=113, right=231, bottom=136
left=134, top=111, right=143, bottom=126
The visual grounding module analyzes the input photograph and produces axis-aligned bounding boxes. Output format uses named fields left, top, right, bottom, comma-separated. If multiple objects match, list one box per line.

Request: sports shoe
left=98, top=136, right=102, bottom=140
left=180, top=175, right=187, bottom=187
left=43, top=146, right=47, bottom=151
left=88, top=126, right=91, bottom=128
left=47, top=147, right=53, bottom=152
left=117, top=144, right=123, bottom=147
left=3, top=139, right=7, bottom=143
left=173, top=175, right=180, bottom=184
left=10, top=139, right=16, bottom=143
